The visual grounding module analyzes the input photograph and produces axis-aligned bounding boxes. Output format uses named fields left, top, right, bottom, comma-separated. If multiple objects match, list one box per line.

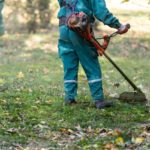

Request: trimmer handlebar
left=124, top=23, right=131, bottom=29
left=97, top=23, right=131, bottom=50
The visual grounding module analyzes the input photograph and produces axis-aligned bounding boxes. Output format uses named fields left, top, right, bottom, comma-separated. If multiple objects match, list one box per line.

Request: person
left=0, top=0, right=4, bottom=36
left=57, top=0, right=129, bottom=109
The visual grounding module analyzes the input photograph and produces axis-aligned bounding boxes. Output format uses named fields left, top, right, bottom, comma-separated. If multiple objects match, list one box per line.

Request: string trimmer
left=67, top=12, right=147, bottom=103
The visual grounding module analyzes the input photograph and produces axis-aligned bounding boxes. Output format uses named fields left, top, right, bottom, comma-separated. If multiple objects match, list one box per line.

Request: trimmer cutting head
left=119, top=91, right=147, bottom=104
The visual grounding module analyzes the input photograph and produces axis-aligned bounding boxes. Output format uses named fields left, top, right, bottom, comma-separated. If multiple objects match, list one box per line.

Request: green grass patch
left=0, top=29, right=150, bottom=149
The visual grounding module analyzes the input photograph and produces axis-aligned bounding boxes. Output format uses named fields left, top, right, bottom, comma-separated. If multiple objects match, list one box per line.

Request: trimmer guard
left=119, top=91, right=147, bottom=103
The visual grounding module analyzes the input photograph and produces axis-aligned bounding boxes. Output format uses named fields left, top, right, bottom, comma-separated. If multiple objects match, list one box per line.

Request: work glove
left=117, top=24, right=130, bottom=34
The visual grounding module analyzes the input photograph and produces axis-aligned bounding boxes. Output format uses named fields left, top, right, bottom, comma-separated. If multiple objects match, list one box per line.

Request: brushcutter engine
left=67, top=12, right=110, bottom=55
left=67, top=12, right=89, bottom=31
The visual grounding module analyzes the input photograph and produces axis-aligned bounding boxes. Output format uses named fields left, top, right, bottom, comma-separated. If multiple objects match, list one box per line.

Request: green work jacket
left=57, top=0, right=121, bottom=29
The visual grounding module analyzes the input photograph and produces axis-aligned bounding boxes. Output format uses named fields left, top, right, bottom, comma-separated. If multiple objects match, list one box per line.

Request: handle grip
left=126, top=24, right=131, bottom=29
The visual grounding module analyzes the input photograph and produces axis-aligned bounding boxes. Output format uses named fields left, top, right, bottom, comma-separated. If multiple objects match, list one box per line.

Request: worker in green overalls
left=0, top=0, right=4, bottom=36
left=57, top=0, right=129, bottom=109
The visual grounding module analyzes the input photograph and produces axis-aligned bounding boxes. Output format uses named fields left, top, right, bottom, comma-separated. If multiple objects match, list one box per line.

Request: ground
left=0, top=2, right=150, bottom=150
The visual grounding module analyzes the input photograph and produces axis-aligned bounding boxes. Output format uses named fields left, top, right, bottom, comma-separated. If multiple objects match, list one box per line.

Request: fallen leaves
left=43, top=68, right=49, bottom=74
left=132, top=137, right=144, bottom=145
left=0, top=99, right=7, bottom=105
left=115, top=137, right=125, bottom=146
left=56, top=125, right=150, bottom=149
left=6, top=128, right=19, bottom=134
left=104, top=144, right=118, bottom=150
left=16, top=71, right=24, bottom=79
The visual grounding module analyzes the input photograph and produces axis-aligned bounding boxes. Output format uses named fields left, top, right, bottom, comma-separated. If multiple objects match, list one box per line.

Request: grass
left=0, top=7, right=150, bottom=149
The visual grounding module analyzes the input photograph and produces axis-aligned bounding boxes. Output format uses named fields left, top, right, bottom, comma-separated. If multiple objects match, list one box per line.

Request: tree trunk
left=37, top=0, right=51, bottom=29
left=26, top=0, right=37, bottom=33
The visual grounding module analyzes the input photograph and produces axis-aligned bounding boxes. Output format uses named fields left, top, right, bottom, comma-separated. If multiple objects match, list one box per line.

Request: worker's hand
left=117, top=24, right=130, bottom=34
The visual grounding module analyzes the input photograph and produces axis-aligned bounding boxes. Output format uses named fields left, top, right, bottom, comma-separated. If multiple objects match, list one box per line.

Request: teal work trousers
left=58, top=25, right=104, bottom=101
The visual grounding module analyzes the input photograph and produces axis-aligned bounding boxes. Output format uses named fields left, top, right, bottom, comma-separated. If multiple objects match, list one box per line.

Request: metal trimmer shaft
left=103, top=51, right=141, bottom=93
